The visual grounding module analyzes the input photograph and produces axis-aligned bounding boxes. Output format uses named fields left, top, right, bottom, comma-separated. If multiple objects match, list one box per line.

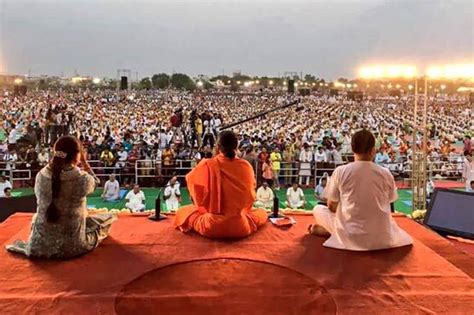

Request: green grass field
left=11, top=187, right=414, bottom=215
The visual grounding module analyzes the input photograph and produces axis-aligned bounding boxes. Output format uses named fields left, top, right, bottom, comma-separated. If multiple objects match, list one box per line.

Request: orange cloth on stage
left=174, top=154, right=268, bottom=238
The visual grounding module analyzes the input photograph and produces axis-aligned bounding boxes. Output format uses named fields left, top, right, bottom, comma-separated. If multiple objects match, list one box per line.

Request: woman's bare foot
left=307, top=224, right=330, bottom=237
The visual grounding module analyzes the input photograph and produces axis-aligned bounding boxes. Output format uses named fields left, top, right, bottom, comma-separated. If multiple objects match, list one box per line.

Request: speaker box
left=13, top=85, right=27, bottom=96
left=0, top=195, right=37, bottom=222
left=470, top=92, right=474, bottom=104
left=299, top=88, right=310, bottom=96
left=288, top=80, right=295, bottom=93
left=347, top=91, right=363, bottom=101
left=389, top=89, right=401, bottom=98
left=329, top=89, right=339, bottom=97
left=120, top=76, right=128, bottom=90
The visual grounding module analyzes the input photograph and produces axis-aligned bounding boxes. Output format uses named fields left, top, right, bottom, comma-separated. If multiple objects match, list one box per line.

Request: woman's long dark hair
left=218, top=131, right=238, bottom=159
left=46, top=136, right=82, bottom=223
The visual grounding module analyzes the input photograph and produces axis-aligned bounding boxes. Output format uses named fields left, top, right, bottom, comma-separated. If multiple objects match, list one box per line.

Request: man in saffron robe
left=174, top=131, right=267, bottom=238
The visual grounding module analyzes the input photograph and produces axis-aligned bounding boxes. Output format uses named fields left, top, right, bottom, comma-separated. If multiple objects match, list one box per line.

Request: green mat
left=10, top=187, right=414, bottom=215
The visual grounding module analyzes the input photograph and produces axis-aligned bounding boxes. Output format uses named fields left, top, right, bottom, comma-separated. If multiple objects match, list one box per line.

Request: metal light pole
left=412, top=77, right=429, bottom=211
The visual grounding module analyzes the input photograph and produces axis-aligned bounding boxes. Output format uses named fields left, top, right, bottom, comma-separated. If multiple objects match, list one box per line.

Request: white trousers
left=286, top=200, right=304, bottom=209
left=254, top=200, right=273, bottom=209
left=312, top=205, right=335, bottom=234
left=165, top=200, right=179, bottom=211
left=126, top=202, right=145, bottom=212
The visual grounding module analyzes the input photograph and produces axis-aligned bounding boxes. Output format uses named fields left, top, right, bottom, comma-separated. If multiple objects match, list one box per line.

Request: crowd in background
left=0, top=90, right=472, bottom=190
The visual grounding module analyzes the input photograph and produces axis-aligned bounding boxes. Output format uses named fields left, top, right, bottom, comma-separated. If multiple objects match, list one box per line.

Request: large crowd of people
left=0, top=89, right=472, bottom=190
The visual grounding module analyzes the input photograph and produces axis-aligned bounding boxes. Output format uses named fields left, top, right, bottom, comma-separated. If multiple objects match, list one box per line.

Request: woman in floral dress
left=6, top=136, right=116, bottom=259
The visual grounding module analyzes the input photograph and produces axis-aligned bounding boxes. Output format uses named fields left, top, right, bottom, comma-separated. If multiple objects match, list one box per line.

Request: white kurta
left=103, top=180, right=120, bottom=200
left=164, top=183, right=181, bottom=211
left=462, top=158, right=474, bottom=191
left=313, top=161, right=413, bottom=251
left=125, top=190, right=146, bottom=212
left=287, top=187, right=304, bottom=208
left=255, top=186, right=274, bottom=208
left=299, top=150, right=313, bottom=176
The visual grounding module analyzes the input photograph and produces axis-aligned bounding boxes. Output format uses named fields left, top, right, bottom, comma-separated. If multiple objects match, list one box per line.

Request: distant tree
left=203, top=81, right=213, bottom=90
left=233, top=74, right=252, bottom=83
left=170, top=73, right=195, bottom=91
left=337, top=77, right=349, bottom=83
left=304, top=74, right=316, bottom=81
left=151, top=73, right=170, bottom=89
left=210, top=75, right=231, bottom=83
left=139, top=77, right=152, bottom=90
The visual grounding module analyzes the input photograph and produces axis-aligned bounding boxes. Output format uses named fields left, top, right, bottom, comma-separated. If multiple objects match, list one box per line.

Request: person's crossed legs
left=308, top=205, right=334, bottom=237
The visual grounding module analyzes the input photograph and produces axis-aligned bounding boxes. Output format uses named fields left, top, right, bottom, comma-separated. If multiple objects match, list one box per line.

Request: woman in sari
left=6, top=136, right=116, bottom=259
left=174, top=131, right=267, bottom=238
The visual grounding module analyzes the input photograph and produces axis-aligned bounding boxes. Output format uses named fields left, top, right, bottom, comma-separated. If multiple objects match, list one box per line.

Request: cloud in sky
left=0, top=0, right=472, bottom=79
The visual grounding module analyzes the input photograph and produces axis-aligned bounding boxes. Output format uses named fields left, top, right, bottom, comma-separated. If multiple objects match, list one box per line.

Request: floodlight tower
left=416, top=63, right=474, bottom=208
left=358, top=65, right=421, bottom=211
left=411, top=76, right=428, bottom=211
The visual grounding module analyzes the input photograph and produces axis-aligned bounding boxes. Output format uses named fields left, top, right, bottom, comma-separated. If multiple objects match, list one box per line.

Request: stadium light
left=255, top=80, right=260, bottom=84
left=294, top=83, right=298, bottom=87
left=358, top=65, right=417, bottom=79
left=92, top=77, right=101, bottom=84
left=14, top=78, right=23, bottom=85
left=197, top=81, right=204, bottom=87
left=426, top=64, right=474, bottom=79
left=269, top=80, right=274, bottom=85
left=72, top=77, right=83, bottom=84
left=440, top=84, right=446, bottom=90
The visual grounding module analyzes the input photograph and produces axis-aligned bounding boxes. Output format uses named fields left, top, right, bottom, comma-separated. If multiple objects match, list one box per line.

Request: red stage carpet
left=0, top=213, right=473, bottom=314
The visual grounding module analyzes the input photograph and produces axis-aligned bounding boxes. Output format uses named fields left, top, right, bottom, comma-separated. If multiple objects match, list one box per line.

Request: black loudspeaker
left=389, top=89, right=401, bottom=98
left=13, top=85, right=27, bottom=96
left=120, top=76, right=128, bottom=90
left=424, top=189, right=474, bottom=239
left=299, top=88, right=310, bottom=96
left=469, top=92, right=474, bottom=104
left=329, top=89, right=339, bottom=97
left=288, top=80, right=295, bottom=93
left=347, top=91, right=364, bottom=101
left=0, top=195, right=37, bottom=222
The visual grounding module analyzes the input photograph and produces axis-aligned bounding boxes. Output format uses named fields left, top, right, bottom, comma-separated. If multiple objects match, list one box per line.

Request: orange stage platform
left=0, top=213, right=473, bottom=314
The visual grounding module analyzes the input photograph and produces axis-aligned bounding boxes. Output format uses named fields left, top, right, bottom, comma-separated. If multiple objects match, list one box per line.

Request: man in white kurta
left=286, top=183, right=305, bottom=209
left=125, top=184, right=146, bottom=212
left=311, top=129, right=413, bottom=251
left=462, top=154, right=474, bottom=191
left=164, top=176, right=181, bottom=211
left=102, top=175, right=120, bottom=201
left=255, top=182, right=274, bottom=209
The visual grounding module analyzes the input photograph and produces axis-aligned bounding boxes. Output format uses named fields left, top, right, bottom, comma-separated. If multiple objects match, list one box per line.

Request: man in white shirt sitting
left=0, top=175, right=12, bottom=198
left=309, top=129, right=413, bottom=251
left=116, top=147, right=128, bottom=169
left=102, top=175, right=120, bottom=202
left=255, top=181, right=274, bottom=209
left=164, top=176, right=181, bottom=211
left=314, top=147, right=327, bottom=163
left=125, top=184, right=146, bottom=212
left=286, top=183, right=305, bottom=209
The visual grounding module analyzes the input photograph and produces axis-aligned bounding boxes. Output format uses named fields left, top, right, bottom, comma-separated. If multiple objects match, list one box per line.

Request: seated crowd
left=5, top=129, right=424, bottom=260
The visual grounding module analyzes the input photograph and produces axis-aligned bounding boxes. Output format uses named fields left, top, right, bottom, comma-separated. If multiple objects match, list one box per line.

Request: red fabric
left=0, top=213, right=473, bottom=314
